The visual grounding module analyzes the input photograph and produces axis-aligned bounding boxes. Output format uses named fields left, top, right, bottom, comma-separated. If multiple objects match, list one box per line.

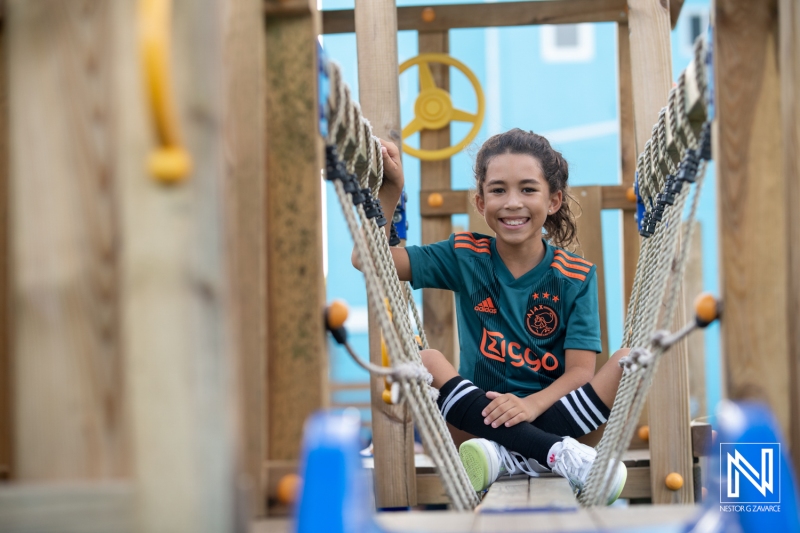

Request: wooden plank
left=779, top=0, right=800, bottom=478
left=670, top=0, right=686, bottom=29
left=477, top=476, right=530, bottom=512
left=354, top=0, right=416, bottom=509
left=571, top=187, right=609, bottom=371
left=619, top=465, right=651, bottom=499
left=224, top=0, right=267, bottom=515
left=0, top=20, right=10, bottom=483
left=119, top=0, right=243, bottom=529
left=420, top=189, right=469, bottom=217
left=265, top=0, right=327, bottom=471
left=474, top=509, right=597, bottom=532
left=627, top=0, right=693, bottom=505
left=416, top=473, right=450, bottom=506
left=617, top=21, right=640, bottom=307
left=684, top=225, right=706, bottom=419
left=322, top=0, right=629, bottom=35
left=715, top=0, right=790, bottom=446
left=0, top=482, right=134, bottom=533
left=375, top=511, right=476, bottom=533
left=8, top=0, right=128, bottom=481
left=419, top=31, right=458, bottom=370
left=590, top=504, right=700, bottom=529
left=419, top=186, right=634, bottom=216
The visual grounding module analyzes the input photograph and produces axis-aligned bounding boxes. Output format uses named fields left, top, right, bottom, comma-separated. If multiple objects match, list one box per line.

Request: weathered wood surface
left=0, top=14, right=10, bottom=482
left=264, top=1, right=327, bottom=470
left=571, top=186, right=609, bottom=371
left=0, top=482, right=134, bottom=533
left=478, top=475, right=578, bottom=513
left=779, top=0, right=800, bottom=475
left=419, top=31, right=459, bottom=369
left=322, top=0, right=629, bottom=34
left=225, top=0, right=267, bottom=515
left=121, top=0, right=243, bottom=529
left=715, top=0, right=790, bottom=443
left=8, top=0, right=128, bottom=481
left=685, top=226, right=706, bottom=418
left=354, top=0, right=416, bottom=508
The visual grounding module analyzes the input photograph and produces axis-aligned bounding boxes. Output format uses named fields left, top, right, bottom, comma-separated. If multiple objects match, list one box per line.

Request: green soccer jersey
left=406, top=232, right=602, bottom=397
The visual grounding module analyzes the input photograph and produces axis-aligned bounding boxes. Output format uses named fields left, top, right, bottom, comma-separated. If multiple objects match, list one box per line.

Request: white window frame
left=681, top=7, right=709, bottom=57
left=540, top=24, right=595, bottom=63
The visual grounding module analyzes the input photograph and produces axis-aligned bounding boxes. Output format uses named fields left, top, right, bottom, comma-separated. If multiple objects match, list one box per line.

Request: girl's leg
left=420, top=349, right=561, bottom=466
left=533, top=348, right=629, bottom=439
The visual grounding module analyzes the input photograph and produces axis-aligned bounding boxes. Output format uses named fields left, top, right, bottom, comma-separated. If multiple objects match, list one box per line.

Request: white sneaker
left=547, top=437, right=627, bottom=505
left=458, top=438, right=548, bottom=492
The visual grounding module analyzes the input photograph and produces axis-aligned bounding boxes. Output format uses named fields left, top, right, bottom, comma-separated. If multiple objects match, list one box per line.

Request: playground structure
left=0, top=0, right=797, bottom=532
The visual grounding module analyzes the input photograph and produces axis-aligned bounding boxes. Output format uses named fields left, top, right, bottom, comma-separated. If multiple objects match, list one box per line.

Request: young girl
left=361, top=129, right=628, bottom=503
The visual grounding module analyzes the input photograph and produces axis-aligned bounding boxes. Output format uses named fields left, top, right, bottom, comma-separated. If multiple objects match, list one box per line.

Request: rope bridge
left=319, top=33, right=716, bottom=510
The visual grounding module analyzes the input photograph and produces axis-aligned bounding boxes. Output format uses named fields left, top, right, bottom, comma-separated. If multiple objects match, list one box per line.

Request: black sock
left=437, top=376, right=561, bottom=466
left=534, top=384, right=611, bottom=438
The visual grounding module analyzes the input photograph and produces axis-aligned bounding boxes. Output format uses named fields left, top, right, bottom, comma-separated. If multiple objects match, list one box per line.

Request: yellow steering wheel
left=399, top=53, right=485, bottom=161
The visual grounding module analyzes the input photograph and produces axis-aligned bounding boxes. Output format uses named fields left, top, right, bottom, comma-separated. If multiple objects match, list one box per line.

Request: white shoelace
left=497, top=446, right=541, bottom=478
left=554, top=444, right=594, bottom=487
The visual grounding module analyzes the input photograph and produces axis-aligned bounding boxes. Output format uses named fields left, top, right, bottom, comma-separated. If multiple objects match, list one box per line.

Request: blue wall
left=321, top=0, right=718, bottom=425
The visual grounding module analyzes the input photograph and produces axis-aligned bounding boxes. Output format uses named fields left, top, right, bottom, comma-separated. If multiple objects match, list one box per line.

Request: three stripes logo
left=474, top=297, right=497, bottom=314
left=454, top=232, right=491, bottom=254
left=551, top=250, right=592, bottom=282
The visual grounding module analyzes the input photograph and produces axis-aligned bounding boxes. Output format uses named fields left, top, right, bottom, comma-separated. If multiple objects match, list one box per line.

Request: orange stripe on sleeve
left=455, top=233, right=490, bottom=246
left=553, top=254, right=591, bottom=273
left=455, top=243, right=491, bottom=254
left=555, top=249, right=593, bottom=266
left=551, top=262, right=587, bottom=281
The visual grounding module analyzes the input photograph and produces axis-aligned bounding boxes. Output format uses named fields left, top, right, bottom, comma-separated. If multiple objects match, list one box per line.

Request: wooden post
left=264, top=0, right=327, bottom=489
left=8, top=0, right=129, bottom=482
left=419, top=30, right=458, bottom=368
left=119, top=0, right=243, bottom=529
left=780, top=0, right=800, bottom=474
left=0, top=20, right=10, bottom=483
left=225, top=0, right=267, bottom=514
left=617, top=21, right=639, bottom=307
left=685, top=226, right=706, bottom=419
left=715, top=0, right=789, bottom=446
left=354, top=0, right=417, bottom=508
left=627, top=0, right=694, bottom=504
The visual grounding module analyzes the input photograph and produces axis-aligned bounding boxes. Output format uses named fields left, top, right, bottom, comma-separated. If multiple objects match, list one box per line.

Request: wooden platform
left=256, top=504, right=701, bottom=533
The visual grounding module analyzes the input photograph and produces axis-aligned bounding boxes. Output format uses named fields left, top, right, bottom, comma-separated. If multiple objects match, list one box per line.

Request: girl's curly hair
left=474, top=128, right=578, bottom=248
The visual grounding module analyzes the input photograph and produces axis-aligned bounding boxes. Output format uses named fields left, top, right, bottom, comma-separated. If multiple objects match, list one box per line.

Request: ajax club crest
left=526, top=304, right=558, bottom=337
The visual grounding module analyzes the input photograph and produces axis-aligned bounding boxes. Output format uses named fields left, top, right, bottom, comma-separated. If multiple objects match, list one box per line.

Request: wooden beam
left=420, top=186, right=635, bottom=217
left=0, top=19, right=9, bottom=483
left=119, top=0, right=243, bottom=528
left=715, top=0, right=790, bottom=447
left=354, top=0, right=417, bottom=509
left=627, top=0, right=694, bottom=505
left=419, top=31, right=458, bottom=370
left=617, top=21, right=640, bottom=307
left=779, top=0, right=800, bottom=478
left=224, top=0, right=267, bottom=515
left=265, top=0, right=327, bottom=471
left=670, top=0, right=685, bottom=29
left=322, top=0, right=629, bottom=34
left=571, top=187, right=609, bottom=370
left=685, top=225, right=706, bottom=419
left=8, top=0, right=128, bottom=481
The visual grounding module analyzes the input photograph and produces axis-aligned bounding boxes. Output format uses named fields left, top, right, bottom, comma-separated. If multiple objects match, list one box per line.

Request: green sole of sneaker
left=459, top=441, right=490, bottom=492
left=607, top=464, right=628, bottom=505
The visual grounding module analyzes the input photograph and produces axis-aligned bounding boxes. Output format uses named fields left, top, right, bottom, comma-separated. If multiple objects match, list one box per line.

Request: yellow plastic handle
left=399, top=53, right=485, bottom=161
left=139, top=0, right=192, bottom=182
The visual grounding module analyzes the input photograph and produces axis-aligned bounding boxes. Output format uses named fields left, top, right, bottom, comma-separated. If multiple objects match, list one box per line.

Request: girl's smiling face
left=475, top=153, right=563, bottom=248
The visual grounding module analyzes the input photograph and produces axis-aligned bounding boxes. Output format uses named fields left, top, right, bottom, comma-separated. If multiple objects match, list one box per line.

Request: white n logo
left=727, top=448, right=774, bottom=498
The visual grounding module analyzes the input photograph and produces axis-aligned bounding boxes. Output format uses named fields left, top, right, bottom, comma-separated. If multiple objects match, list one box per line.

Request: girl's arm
left=351, top=140, right=411, bottom=279
left=481, top=349, right=596, bottom=428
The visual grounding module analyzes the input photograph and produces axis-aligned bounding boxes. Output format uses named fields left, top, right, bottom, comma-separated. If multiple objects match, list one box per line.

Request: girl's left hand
left=482, top=391, right=541, bottom=428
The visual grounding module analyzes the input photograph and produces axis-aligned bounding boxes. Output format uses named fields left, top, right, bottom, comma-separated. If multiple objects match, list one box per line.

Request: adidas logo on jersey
left=474, top=297, right=497, bottom=314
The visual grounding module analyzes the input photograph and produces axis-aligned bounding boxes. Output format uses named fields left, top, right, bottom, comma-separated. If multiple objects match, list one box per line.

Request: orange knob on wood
left=326, top=300, right=349, bottom=330
left=637, top=425, right=650, bottom=442
left=428, top=192, right=444, bottom=207
left=694, top=292, right=720, bottom=326
left=276, top=473, right=301, bottom=505
left=665, top=472, right=684, bottom=491
left=421, top=7, right=436, bottom=22
left=626, top=186, right=637, bottom=203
